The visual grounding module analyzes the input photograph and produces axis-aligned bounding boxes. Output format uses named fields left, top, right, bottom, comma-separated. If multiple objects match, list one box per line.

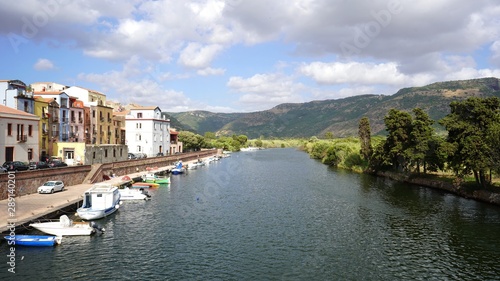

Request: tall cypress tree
left=358, top=117, right=373, bottom=161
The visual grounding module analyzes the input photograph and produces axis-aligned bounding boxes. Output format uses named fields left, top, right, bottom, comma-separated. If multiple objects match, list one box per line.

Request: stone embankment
left=376, top=171, right=500, bottom=206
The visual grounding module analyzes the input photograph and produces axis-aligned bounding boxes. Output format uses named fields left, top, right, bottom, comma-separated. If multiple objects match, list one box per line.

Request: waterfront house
left=125, top=106, right=171, bottom=157
left=0, top=104, right=40, bottom=163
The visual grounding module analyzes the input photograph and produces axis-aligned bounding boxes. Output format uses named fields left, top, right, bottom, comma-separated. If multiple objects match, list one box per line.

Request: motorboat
left=119, top=187, right=151, bottom=200
left=4, top=235, right=62, bottom=246
left=77, top=184, right=121, bottom=220
left=132, top=182, right=159, bottom=188
left=142, top=173, right=170, bottom=184
left=30, top=215, right=104, bottom=236
left=171, top=161, right=185, bottom=175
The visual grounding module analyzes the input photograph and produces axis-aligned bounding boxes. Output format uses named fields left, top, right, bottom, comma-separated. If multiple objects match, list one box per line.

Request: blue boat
left=4, top=235, right=62, bottom=246
left=171, top=161, right=185, bottom=175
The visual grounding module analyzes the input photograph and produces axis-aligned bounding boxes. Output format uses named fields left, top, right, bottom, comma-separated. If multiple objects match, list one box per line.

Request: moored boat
left=171, top=161, right=185, bottom=175
left=142, top=173, right=170, bottom=184
left=4, top=235, right=62, bottom=246
left=77, top=184, right=121, bottom=220
left=119, top=187, right=151, bottom=200
left=30, top=215, right=103, bottom=236
left=132, top=182, right=159, bottom=188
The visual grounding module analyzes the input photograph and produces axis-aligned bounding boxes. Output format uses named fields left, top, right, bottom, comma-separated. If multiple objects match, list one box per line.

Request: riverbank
left=374, top=171, right=500, bottom=206
left=0, top=153, right=220, bottom=234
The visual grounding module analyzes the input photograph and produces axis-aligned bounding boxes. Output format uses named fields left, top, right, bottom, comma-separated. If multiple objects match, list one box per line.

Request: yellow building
left=34, top=96, right=59, bottom=160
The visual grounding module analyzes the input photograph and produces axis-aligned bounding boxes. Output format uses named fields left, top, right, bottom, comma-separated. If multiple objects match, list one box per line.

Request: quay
left=0, top=150, right=221, bottom=234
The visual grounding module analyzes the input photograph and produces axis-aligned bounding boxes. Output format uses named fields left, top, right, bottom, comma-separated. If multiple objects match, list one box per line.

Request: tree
left=178, top=131, right=206, bottom=152
left=204, top=132, right=216, bottom=140
left=382, top=109, right=413, bottom=171
left=409, top=108, right=434, bottom=173
left=440, top=97, right=500, bottom=188
left=325, top=132, right=334, bottom=139
left=358, top=117, right=373, bottom=161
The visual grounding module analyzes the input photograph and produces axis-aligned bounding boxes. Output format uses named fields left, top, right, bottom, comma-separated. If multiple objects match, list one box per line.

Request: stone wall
left=0, top=149, right=220, bottom=199
left=0, top=165, right=91, bottom=199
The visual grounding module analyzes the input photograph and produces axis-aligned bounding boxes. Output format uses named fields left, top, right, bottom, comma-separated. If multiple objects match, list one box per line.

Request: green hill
left=167, top=77, right=500, bottom=138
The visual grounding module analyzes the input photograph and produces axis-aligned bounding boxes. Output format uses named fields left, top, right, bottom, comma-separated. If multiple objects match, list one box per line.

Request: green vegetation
left=302, top=97, right=500, bottom=190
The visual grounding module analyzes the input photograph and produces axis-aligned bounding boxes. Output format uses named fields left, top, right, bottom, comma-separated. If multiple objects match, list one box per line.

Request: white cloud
left=197, top=67, right=225, bottom=76
left=33, top=58, right=55, bottom=70
left=178, top=43, right=223, bottom=68
left=299, top=61, right=407, bottom=85
left=227, top=73, right=306, bottom=111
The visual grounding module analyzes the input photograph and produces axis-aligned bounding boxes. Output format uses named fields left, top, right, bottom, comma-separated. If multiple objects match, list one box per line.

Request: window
left=104, top=149, right=108, bottom=157
left=93, top=151, right=96, bottom=159
left=7, top=123, right=12, bottom=136
left=137, top=113, right=142, bottom=118
left=137, top=146, right=141, bottom=152
left=28, top=125, right=33, bottom=136
left=28, top=148, right=33, bottom=160
left=92, top=110, right=96, bottom=118
left=113, top=149, right=116, bottom=157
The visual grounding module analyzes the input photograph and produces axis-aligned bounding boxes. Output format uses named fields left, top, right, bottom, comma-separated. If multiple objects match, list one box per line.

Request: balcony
left=52, top=131, right=59, bottom=137
left=100, top=117, right=105, bottom=122
left=71, top=118, right=76, bottom=123
left=42, top=129, right=48, bottom=136
left=17, top=135, right=27, bottom=142
left=42, top=113, right=48, bottom=119
left=79, top=118, right=83, bottom=124
left=62, top=117, right=69, bottom=123
left=108, top=118, right=112, bottom=123
left=61, top=134, right=69, bottom=141
left=93, top=129, right=97, bottom=135
left=52, top=117, right=59, bottom=122
left=107, top=131, right=112, bottom=136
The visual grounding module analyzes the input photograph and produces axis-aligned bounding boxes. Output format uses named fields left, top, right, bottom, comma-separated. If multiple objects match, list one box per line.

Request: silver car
left=37, top=181, right=65, bottom=194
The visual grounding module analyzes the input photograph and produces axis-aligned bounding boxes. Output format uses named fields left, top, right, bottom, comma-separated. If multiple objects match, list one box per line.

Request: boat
left=77, top=183, right=121, bottom=220
left=132, top=182, right=159, bottom=188
left=29, top=215, right=104, bottom=236
left=4, top=235, right=62, bottom=246
left=240, top=147, right=260, bottom=151
left=142, top=173, right=170, bottom=184
left=119, top=187, right=151, bottom=200
left=171, top=161, right=185, bottom=175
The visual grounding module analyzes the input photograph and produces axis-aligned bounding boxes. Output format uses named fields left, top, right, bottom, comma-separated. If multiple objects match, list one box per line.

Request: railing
left=62, top=117, right=69, bottom=123
left=52, top=117, right=59, bottom=122
left=52, top=131, right=59, bottom=137
left=79, top=118, right=83, bottom=124
left=17, top=135, right=27, bottom=142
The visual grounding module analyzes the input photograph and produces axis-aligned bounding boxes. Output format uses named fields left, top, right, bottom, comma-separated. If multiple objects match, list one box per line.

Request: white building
left=0, top=104, right=40, bottom=163
left=125, top=106, right=170, bottom=157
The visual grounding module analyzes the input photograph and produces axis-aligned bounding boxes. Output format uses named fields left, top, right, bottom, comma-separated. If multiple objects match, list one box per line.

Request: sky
left=0, top=0, right=500, bottom=113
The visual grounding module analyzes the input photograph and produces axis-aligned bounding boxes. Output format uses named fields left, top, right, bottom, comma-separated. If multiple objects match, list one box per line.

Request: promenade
left=0, top=166, right=172, bottom=234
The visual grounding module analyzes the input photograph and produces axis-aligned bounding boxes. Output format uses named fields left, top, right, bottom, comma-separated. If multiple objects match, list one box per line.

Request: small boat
left=119, top=187, right=151, bottom=200
left=4, top=235, right=62, bottom=246
left=30, top=215, right=104, bottom=236
left=142, top=173, right=170, bottom=184
left=77, top=184, right=121, bottom=220
left=132, top=182, right=159, bottom=188
left=171, top=161, right=185, bottom=175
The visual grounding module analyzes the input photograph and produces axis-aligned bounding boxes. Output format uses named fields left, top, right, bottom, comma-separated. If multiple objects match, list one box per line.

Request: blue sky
left=1, top=0, right=499, bottom=112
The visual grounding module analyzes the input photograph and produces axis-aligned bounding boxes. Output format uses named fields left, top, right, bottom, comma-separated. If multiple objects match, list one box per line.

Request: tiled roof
left=0, top=104, right=39, bottom=118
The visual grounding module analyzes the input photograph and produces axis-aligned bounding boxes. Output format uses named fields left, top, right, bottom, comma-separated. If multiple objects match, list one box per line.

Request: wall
left=0, top=149, right=220, bottom=200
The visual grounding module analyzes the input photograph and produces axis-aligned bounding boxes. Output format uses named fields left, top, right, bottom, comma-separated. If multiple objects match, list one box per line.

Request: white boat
left=30, top=215, right=104, bottom=236
left=240, top=147, right=260, bottom=151
left=77, top=184, right=121, bottom=220
left=119, top=187, right=151, bottom=200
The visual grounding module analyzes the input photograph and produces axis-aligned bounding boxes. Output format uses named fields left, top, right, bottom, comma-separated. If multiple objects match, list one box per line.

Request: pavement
left=0, top=165, right=176, bottom=234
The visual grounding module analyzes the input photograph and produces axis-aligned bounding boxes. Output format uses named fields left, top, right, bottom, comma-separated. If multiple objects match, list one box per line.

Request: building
left=0, top=79, right=28, bottom=109
left=169, top=129, right=183, bottom=154
left=33, top=96, right=60, bottom=161
left=125, top=106, right=171, bottom=157
left=30, top=82, right=68, bottom=92
left=0, top=104, right=40, bottom=163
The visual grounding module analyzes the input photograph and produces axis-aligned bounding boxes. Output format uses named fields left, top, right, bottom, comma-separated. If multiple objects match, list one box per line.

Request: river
left=2, top=148, right=500, bottom=280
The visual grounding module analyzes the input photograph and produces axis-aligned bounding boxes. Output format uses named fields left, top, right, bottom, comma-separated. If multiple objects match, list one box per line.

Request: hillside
left=167, top=77, right=500, bottom=139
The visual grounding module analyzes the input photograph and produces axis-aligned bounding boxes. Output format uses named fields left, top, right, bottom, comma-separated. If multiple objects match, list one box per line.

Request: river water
left=2, top=148, right=500, bottom=280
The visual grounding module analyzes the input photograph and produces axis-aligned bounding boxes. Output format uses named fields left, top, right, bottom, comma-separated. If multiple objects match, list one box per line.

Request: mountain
left=167, top=77, right=500, bottom=139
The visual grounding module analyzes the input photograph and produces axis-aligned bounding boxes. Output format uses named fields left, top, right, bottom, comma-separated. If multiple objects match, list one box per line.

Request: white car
left=38, top=181, right=65, bottom=194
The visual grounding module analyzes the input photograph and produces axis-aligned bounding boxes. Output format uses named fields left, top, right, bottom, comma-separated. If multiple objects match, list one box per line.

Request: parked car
left=156, top=152, right=164, bottom=157
left=128, top=153, right=137, bottom=160
left=48, top=160, right=68, bottom=168
left=37, top=180, right=65, bottom=194
left=2, top=161, right=30, bottom=171
left=29, top=161, right=50, bottom=170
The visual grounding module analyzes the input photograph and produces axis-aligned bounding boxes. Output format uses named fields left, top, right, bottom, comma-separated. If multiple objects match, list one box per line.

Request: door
left=5, top=147, right=13, bottom=161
